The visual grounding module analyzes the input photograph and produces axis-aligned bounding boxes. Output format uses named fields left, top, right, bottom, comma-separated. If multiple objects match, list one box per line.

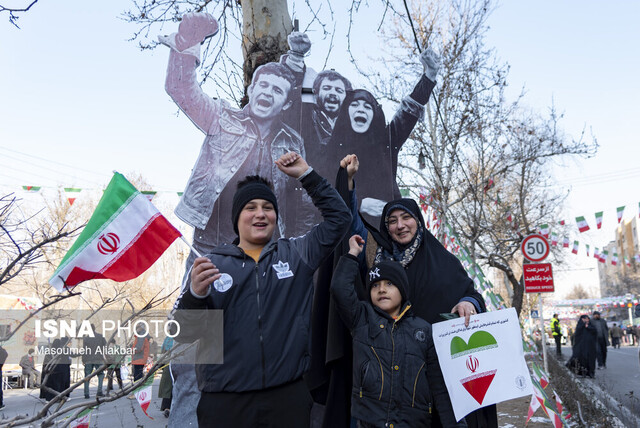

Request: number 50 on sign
left=520, top=234, right=550, bottom=262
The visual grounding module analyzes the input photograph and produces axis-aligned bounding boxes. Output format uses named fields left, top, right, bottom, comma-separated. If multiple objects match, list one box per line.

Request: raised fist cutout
left=420, top=48, right=441, bottom=82
left=176, top=12, right=219, bottom=52
left=287, top=32, right=311, bottom=56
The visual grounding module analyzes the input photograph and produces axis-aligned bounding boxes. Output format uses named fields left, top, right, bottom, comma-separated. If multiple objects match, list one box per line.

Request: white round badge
left=213, top=273, right=233, bottom=293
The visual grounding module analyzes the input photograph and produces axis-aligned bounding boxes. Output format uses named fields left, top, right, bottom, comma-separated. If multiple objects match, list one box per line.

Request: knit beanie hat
left=366, top=260, right=409, bottom=302
left=231, top=182, right=279, bottom=235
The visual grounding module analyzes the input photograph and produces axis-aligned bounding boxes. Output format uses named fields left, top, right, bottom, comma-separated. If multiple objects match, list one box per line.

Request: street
left=0, top=377, right=169, bottom=427
left=560, top=344, right=640, bottom=424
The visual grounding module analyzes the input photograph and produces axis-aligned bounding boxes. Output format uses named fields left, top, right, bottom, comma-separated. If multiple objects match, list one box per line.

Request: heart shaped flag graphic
left=450, top=331, right=499, bottom=404
left=450, top=331, right=498, bottom=359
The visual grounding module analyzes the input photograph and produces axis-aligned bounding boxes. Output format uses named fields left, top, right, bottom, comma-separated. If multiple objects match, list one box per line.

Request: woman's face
left=387, top=209, right=418, bottom=246
left=348, top=99, right=374, bottom=134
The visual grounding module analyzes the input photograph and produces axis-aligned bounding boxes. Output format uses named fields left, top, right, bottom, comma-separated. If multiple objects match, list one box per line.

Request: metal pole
left=539, top=294, right=548, bottom=374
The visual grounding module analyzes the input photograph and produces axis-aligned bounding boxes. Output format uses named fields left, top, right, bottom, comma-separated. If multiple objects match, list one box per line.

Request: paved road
left=0, top=377, right=169, bottom=427
left=560, top=344, right=640, bottom=416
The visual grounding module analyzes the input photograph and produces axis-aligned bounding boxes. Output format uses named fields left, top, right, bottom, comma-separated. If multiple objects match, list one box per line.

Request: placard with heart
left=432, top=308, right=532, bottom=422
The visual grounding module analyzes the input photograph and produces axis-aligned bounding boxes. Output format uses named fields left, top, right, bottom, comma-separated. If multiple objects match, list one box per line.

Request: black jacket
left=331, top=254, right=465, bottom=428
left=175, top=170, right=351, bottom=393
left=82, top=333, right=107, bottom=364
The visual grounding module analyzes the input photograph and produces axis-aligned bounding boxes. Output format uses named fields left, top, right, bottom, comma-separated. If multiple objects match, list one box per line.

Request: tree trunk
left=240, top=0, right=292, bottom=106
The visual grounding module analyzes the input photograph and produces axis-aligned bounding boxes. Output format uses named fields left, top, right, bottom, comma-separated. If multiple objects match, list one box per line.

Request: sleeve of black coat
left=425, top=327, right=467, bottom=427
left=452, top=256, right=486, bottom=314
left=290, top=170, right=351, bottom=271
left=330, top=254, right=366, bottom=330
left=172, top=284, right=214, bottom=343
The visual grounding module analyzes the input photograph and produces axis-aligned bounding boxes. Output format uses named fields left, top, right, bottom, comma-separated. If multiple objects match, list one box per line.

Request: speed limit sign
left=521, top=234, right=550, bottom=262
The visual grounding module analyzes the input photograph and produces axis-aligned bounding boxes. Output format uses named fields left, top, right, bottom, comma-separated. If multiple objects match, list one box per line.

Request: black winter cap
left=231, top=182, right=279, bottom=235
left=366, top=260, right=409, bottom=302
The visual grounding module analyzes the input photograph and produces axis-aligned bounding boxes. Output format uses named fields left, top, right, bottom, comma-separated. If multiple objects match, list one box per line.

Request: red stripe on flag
left=63, top=215, right=180, bottom=287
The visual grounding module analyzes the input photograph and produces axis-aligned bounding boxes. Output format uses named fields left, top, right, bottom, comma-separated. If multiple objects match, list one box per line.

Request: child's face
left=370, top=280, right=402, bottom=317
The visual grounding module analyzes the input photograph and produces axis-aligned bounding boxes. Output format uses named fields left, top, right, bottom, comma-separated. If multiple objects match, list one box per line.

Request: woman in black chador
left=566, top=315, right=597, bottom=377
left=40, top=338, right=73, bottom=401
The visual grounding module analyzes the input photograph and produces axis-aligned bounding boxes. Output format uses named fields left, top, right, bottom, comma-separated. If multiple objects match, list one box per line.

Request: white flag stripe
left=50, top=194, right=158, bottom=290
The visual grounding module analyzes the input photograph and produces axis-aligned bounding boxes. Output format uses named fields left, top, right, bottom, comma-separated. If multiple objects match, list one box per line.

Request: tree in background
left=565, top=284, right=593, bottom=300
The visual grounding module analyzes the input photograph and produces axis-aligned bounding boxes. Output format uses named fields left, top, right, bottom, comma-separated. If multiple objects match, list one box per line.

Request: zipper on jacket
left=385, top=322, right=398, bottom=424
left=370, top=346, right=384, bottom=400
left=255, top=263, right=266, bottom=388
left=411, top=362, right=426, bottom=407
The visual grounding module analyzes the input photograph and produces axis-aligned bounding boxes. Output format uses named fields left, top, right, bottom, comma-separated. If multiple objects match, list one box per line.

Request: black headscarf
left=373, top=199, right=424, bottom=268
left=362, top=198, right=486, bottom=325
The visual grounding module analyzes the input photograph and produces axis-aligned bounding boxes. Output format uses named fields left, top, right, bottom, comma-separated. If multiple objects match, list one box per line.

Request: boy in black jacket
left=331, top=235, right=465, bottom=428
left=174, top=152, right=351, bottom=427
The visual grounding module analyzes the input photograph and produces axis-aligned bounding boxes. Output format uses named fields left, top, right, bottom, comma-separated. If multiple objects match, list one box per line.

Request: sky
left=1, top=0, right=638, bottom=298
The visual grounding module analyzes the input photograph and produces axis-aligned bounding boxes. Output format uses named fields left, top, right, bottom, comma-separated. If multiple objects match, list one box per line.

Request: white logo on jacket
left=213, top=273, right=234, bottom=292
left=369, top=267, right=380, bottom=281
left=272, top=261, right=293, bottom=279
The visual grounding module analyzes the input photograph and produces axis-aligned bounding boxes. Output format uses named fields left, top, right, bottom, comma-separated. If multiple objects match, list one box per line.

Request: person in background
left=131, top=324, right=150, bottom=383
left=609, top=323, right=622, bottom=349
left=19, top=348, right=40, bottom=388
left=590, top=311, right=609, bottom=369
left=159, top=331, right=176, bottom=418
left=0, top=344, right=7, bottom=409
left=566, top=315, right=596, bottom=378
left=40, top=338, right=73, bottom=401
left=105, top=339, right=124, bottom=395
left=82, top=323, right=106, bottom=399
left=148, top=337, right=159, bottom=359
left=550, top=313, right=563, bottom=358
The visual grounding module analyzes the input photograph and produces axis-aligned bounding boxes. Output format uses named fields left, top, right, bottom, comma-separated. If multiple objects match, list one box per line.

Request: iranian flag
left=531, top=378, right=565, bottom=428
left=49, top=173, right=182, bottom=292
left=558, top=220, right=565, bottom=226
left=531, top=363, right=549, bottom=389
left=539, top=224, right=550, bottom=238
left=625, top=256, right=631, bottom=267
left=585, top=244, right=590, bottom=257
left=595, top=211, right=603, bottom=229
left=601, top=250, right=608, bottom=264
left=135, top=376, right=155, bottom=419
left=562, top=237, right=569, bottom=248
left=141, top=190, right=157, bottom=202
left=65, top=187, right=82, bottom=206
left=612, top=253, right=619, bottom=266
left=617, top=206, right=625, bottom=223
left=571, top=241, right=579, bottom=255
left=22, top=185, right=41, bottom=192
left=594, top=248, right=600, bottom=260
left=70, top=408, right=92, bottom=428
left=575, top=216, right=590, bottom=233
left=526, top=394, right=541, bottom=425
left=555, top=393, right=571, bottom=422
left=550, top=232, right=558, bottom=246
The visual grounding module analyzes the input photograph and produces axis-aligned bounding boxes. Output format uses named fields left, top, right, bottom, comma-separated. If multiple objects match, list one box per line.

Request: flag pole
left=180, top=236, right=203, bottom=258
